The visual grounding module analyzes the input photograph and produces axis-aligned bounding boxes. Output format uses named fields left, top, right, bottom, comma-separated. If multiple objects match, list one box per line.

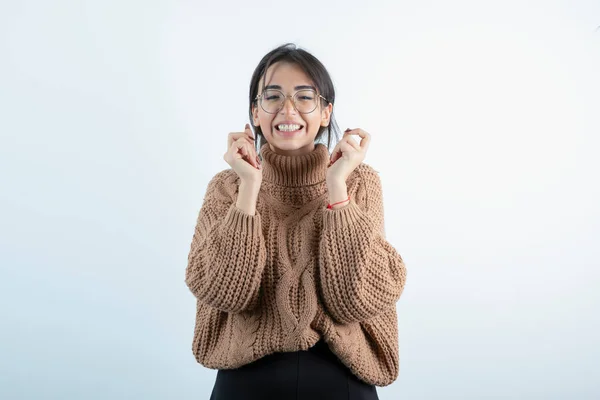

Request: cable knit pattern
left=319, top=167, right=407, bottom=323
left=185, top=142, right=408, bottom=387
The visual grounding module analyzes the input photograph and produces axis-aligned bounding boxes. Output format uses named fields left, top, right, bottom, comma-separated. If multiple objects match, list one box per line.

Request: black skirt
left=209, top=338, right=379, bottom=400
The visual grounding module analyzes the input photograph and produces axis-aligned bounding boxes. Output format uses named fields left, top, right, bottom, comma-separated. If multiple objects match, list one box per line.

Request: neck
left=268, top=142, right=316, bottom=157
left=259, top=142, right=329, bottom=187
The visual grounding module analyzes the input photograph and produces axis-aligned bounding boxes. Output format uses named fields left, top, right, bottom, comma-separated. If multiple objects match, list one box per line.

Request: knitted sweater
left=185, top=142, right=407, bottom=386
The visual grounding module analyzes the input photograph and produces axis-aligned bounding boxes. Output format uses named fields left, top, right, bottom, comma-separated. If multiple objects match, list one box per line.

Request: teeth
left=277, top=124, right=301, bottom=131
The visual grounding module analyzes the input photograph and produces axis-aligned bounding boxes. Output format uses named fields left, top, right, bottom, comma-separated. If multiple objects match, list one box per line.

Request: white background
left=1, top=0, right=599, bottom=399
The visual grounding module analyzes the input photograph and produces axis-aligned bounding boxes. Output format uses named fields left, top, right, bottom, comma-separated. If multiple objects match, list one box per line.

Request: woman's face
left=252, top=61, right=332, bottom=156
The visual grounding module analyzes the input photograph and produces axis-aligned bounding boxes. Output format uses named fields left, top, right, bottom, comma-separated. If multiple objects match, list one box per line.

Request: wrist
left=326, top=180, right=349, bottom=209
left=327, top=196, right=351, bottom=209
left=239, top=179, right=262, bottom=190
left=237, top=180, right=261, bottom=215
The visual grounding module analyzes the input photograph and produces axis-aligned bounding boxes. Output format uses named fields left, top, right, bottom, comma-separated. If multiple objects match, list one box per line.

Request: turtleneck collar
left=259, top=142, right=330, bottom=187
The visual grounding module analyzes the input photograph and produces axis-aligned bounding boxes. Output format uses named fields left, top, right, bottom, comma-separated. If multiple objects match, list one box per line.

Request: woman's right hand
left=224, top=123, right=263, bottom=184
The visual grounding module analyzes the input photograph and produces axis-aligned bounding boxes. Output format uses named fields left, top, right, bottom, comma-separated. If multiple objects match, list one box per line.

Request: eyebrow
left=264, top=85, right=316, bottom=91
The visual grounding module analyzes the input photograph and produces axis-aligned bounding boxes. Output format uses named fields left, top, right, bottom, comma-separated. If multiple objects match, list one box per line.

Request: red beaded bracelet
left=327, top=196, right=351, bottom=209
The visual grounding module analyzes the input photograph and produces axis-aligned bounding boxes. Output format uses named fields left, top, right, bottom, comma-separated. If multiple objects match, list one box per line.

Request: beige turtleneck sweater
left=185, top=142, right=407, bottom=386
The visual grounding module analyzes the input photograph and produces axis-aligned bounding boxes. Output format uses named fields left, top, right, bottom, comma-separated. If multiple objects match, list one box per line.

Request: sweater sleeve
left=185, top=171, right=267, bottom=313
left=318, top=166, right=407, bottom=323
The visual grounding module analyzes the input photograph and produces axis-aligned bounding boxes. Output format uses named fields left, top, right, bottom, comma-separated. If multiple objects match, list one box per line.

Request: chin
left=274, top=139, right=300, bottom=147
left=264, top=129, right=317, bottom=150
left=266, top=138, right=311, bottom=153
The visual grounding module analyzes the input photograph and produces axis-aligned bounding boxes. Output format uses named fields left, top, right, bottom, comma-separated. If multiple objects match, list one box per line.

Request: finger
left=227, top=131, right=238, bottom=150
left=329, top=142, right=341, bottom=165
left=332, top=148, right=344, bottom=164
left=236, top=137, right=258, bottom=168
left=228, top=134, right=254, bottom=154
left=350, top=129, right=370, bottom=150
left=358, top=130, right=371, bottom=151
left=345, top=136, right=361, bottom=151
left=244, top=140, right=259, bottom=169
left=345, top=128, right=371, bottom=151
left=245, top=125, right=259, bottom=166
left=225, top=141, right=241, bottom=164
left=229, top=138, right=246, bottom=160
left=228, top=127, right=255, bottom=150
left=227, top=132, right=239, bottom=150
left=331, top=137, right=358, bottom=165
left=245, top=123, right=255, bottom=142
left=343, top=127, right=358, bottom=141
left=338, top=140, right=354, bottom=157
left=236, top=138, right=252, bottom=160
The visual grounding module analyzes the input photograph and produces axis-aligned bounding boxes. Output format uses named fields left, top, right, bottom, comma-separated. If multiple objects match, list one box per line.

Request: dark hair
left=248, top=43, right=341, bottom=154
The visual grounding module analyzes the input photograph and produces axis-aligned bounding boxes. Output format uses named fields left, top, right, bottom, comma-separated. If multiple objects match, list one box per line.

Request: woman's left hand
left=326, top=128, right=371, bottom=183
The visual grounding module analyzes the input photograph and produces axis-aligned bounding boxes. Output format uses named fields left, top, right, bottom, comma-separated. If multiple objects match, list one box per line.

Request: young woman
left=185, top=43, right=408, bottom=399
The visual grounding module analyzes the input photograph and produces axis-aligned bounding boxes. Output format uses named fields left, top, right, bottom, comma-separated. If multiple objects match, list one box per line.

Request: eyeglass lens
left=260, top=90, right=319, bottom=114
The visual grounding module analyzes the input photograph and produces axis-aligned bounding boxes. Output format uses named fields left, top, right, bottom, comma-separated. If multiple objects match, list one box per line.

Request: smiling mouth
left=275, top=125, right=304, bottom=132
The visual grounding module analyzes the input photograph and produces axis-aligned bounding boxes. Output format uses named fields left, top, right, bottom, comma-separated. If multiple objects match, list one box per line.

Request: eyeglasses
left=254, top=89, right=328, bottom=114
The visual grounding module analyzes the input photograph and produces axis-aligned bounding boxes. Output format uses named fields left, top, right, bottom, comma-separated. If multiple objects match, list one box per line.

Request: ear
left=320, top=102, right=333, bottom=127
left=251, top=103, right=260, bottom=126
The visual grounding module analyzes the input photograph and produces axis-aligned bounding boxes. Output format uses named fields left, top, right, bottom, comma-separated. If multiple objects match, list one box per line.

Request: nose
left=280, top=95, right=297, bottom=114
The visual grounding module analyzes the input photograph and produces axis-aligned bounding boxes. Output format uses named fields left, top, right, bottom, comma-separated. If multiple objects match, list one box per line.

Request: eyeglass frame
left=254, top=88, right=329, bottom=114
